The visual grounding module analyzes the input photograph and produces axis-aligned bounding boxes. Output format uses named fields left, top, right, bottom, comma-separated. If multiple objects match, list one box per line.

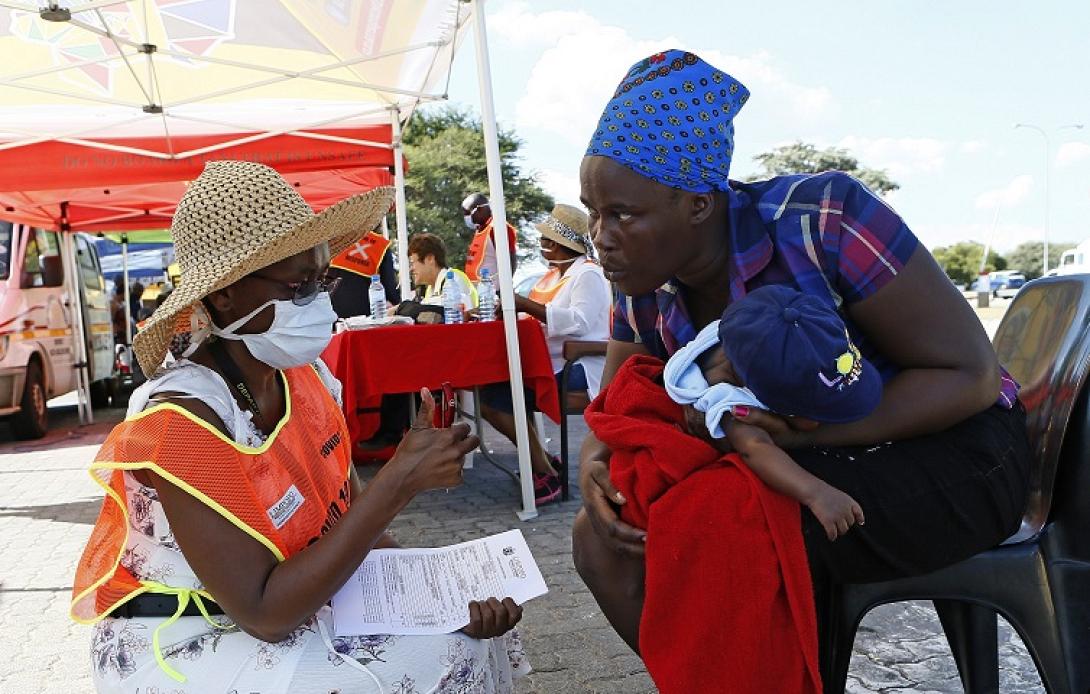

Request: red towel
left=585, top=355, right=821, bottom=693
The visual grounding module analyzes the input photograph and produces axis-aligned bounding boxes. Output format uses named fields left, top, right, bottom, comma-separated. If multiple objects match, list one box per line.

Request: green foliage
left=400, top=106, right=553, bottom=268
left=748, top=141, right=900, bottom=195
left=1004, top=240, right=1076, bottom=280
left=932, top=242, right=1008, bottom=286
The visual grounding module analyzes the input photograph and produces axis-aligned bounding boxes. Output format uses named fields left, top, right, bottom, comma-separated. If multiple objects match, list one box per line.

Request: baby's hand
left=806, top=484, right=865, bottom=541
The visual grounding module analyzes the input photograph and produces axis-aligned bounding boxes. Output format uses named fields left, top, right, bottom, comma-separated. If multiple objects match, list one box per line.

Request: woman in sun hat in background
left=71, top=161, right=530, bottom=693
left=478, top=203, right=612, bottom=505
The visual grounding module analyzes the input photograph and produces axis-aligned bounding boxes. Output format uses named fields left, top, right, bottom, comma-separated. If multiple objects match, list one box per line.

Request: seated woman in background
left=479, top=204, right=611, bottom=505
left=408, top=232, right=478, bottom=314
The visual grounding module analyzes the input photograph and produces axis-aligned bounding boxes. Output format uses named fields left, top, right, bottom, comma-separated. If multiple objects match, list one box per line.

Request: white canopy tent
left=0, top=0, right=541, bottom=518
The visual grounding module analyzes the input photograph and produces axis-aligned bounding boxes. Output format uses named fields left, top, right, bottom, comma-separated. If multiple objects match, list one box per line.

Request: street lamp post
left=1015, top=122, right=1084, bottom=275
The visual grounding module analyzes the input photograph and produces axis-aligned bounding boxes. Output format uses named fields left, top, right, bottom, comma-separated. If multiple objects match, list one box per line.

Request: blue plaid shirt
left=612, top=171, right=1019, bottom=409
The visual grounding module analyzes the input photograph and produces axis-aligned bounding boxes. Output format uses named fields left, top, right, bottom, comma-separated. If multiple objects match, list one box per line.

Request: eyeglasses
left=248, top=273, right=341, bottom=306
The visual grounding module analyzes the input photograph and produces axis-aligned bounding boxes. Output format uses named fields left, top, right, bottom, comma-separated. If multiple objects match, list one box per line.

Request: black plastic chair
left=821, top=276, right=1090, bottom=693
left=557, top=340, right=608, bottom=501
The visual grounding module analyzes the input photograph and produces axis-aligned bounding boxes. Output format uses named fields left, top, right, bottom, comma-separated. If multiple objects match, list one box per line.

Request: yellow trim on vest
left=424, top=267, right=479, bottom=307
left=128, top=369, right=294, bottom=455
left=105, top=460, right=286, bottom=562
left=71, top=364, right=349, bottom=682
left=69, top=467, right=139, bottom=625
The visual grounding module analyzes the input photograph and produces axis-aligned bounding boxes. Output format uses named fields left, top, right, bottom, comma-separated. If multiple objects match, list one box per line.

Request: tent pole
left=390, top=108, right=412, bottom=300
left=380, top=215, right=390, bottom=241
left=57, top=231, right=82, bottom=424
left=60, top=207, right=92, bottom=425
left=121, top=234, right=133, bottom=394
left=471, top=0, right=537, bottom=520
left=122, top=234, right=132, bottom=348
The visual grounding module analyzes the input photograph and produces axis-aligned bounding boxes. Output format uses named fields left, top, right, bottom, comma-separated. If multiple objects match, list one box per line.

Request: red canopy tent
left=0, top=127, right=396, bottom=230
left=0, top=1, right=548, bottom=517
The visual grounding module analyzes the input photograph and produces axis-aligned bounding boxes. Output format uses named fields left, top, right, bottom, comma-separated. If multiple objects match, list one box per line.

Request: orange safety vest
left=528, top=266, right=574, bottom=304
left=465, top=220, right=518, bottom=282
left=330, top=231, right=391, bottom=278
left=70, top=365, right=351, bottom=680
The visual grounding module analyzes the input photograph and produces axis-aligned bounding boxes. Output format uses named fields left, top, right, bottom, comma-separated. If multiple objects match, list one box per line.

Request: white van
left=0, top=221, right=116, bottom=439
left=1055, top=239, right=1090, bottom=276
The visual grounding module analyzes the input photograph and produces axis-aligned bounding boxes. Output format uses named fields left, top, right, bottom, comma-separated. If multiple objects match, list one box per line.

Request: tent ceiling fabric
left=0, top=0, right=467, bottom=229
left=0, top=0, right=467, bottom=138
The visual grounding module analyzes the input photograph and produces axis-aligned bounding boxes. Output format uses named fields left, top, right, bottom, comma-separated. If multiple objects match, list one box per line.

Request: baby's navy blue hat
left=718, top=285, right=881, bottom=423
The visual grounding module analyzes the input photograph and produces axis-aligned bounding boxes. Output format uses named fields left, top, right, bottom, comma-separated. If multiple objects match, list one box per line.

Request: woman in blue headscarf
left=572, top=49, right=1029, bottom=686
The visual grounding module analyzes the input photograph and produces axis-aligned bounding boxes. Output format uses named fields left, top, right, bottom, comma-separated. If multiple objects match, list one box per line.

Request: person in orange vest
left=71, top=161, right=529, bottom=692
left=461, top=192, right=518, bottom=282
left=328, top=228, right=401, bottom=318
left=478, top=204, right=611, bottom=505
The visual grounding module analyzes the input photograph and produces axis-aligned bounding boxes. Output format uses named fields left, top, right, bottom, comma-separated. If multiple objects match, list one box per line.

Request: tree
left=749, top=141, right=899, bottom=195
left=1005, top=241, right=1076, bottom=280
left=401, top=106, right=554, bottom=268
left=932, top=242, right=1007, bottom=286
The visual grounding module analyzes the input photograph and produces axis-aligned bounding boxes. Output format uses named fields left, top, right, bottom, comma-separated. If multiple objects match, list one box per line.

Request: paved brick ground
left=0, top=394, right=1044, bottom=693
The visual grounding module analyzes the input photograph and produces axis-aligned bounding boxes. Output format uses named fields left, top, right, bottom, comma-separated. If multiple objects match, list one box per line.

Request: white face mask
left=211, top=292, right=337, bottom=369
left=463, top=214, right=477, bottom=230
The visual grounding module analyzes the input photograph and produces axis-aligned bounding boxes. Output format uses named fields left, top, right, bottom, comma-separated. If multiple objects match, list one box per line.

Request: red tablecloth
left=321, top=319, right=561, bottom=450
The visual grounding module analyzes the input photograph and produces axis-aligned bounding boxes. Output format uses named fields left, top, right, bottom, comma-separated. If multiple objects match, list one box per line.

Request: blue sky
left=426, top=0, right=1090, bottom=254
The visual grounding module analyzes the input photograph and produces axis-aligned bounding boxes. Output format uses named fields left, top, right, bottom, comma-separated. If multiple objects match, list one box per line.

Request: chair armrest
left=562, top=340, right=608, bottom=362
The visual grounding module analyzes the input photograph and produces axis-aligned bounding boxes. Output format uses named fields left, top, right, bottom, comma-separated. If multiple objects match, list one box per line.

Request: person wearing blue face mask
left=72, top=161, right=530, bottom=693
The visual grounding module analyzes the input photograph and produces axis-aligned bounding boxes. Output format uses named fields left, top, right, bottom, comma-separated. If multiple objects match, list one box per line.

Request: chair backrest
left=560, top=340, right=608, bottom=411
left=992, top=275, right=1090, bottom=541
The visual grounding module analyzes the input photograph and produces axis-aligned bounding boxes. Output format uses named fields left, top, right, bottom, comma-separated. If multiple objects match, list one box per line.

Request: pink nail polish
left=734, top=405, right=750, bottom=418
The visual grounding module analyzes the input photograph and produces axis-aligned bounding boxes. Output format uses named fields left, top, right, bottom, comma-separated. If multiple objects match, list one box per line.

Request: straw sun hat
left=133, top=160, right=394, bottom=375
left=534, top=203, right=590, bottom=255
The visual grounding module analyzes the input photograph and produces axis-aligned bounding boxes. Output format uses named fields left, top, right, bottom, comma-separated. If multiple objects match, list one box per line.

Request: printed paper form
left=331, top=529, right=547, bottom=636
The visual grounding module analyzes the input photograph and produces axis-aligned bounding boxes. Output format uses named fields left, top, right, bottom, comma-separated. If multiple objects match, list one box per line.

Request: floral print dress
left=89, top=360, right=530, bottom=693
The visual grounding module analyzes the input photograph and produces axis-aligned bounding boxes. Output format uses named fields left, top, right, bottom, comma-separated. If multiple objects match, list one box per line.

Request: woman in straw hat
left=72, top=161, right=529, bottom=693
left=478, top=203, right=611, bottom=506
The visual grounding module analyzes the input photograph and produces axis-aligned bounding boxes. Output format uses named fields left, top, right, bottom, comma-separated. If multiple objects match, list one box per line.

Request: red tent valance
left=0, top=127, right=397, bottom=231
left=0, top=166, right=394, bottom=232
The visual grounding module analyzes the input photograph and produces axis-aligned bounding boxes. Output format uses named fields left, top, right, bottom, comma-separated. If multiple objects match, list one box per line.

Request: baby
left=665, top=284, right=881, bottom=540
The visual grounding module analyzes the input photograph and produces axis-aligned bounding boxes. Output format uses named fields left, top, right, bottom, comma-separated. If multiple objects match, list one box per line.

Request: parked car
left=989, top=271, right=1026, bottom=299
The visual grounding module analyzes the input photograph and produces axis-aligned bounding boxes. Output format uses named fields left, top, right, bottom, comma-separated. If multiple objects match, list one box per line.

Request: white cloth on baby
left=664, top=319, right=767, bottom=438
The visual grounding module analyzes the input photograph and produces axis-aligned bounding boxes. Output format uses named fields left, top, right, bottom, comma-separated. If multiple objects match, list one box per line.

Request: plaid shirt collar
left=655, top=185, right=773, bottom=345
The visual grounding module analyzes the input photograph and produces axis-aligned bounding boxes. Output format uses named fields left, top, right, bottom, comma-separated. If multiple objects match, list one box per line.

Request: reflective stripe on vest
left=423, top=267, right=479, bottom=307
left=70, top=365, right=351, bottom=682
left=330, top=231, right=390, bottom=278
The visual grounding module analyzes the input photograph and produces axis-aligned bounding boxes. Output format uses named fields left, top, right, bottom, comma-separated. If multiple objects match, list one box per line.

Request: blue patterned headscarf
left=585, top=50, right=750, bottom=192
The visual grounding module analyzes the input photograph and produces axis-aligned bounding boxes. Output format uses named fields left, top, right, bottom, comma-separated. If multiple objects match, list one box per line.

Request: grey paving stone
left=0, top=402, right=1046, bottom=692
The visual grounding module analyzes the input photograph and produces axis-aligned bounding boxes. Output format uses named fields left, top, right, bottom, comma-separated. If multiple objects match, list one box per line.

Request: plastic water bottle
left=368, top=274, right=387, bottom=320
left=442, top=270, right=463, bottom=324
left=477, top=268, right=496, bottom=322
